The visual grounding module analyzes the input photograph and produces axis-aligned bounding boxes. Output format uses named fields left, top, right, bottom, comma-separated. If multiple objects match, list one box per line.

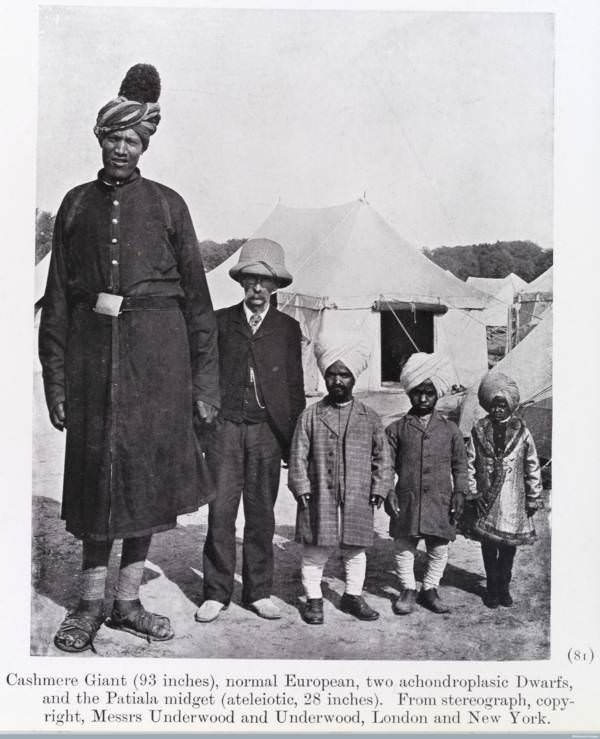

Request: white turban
left=400, top=352, right=453, bottom=398
left=314, top=330, right=371, bottom=380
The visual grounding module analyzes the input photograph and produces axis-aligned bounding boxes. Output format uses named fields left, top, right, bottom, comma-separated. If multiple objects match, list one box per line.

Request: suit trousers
left=203, top=419, right=282, bottom=605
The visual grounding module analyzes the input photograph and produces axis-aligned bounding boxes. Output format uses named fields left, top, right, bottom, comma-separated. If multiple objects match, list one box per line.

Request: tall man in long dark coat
left=196, top=238, right=305, bottom=622
left=39, top=64, right=219, bottom=652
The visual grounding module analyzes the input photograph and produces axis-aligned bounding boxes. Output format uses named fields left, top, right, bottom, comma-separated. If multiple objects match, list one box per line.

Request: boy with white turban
left=466, top=371, right=542, bottom=608
left=288, top=331, right=392, bottom=624
left=386, top=352, right=467, bottom=615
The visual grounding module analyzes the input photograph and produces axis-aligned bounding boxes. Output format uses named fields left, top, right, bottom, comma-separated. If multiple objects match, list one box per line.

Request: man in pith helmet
left=196, top=238, right=305, bottom=622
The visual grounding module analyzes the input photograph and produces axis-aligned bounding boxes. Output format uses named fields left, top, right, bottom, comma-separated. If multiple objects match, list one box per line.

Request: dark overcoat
left=386, top=410, right=468, bottom=541
left=289, top=398, right=392, bottom=547
left=214, top=302, right=305, bottom=454
left=38, top=170, right=220, bottom=540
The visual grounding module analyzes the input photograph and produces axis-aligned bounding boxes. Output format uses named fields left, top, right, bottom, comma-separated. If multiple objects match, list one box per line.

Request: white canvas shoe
left=248, top=598, right=281, bottom=620
left=194, top=600, right=227, bottom=623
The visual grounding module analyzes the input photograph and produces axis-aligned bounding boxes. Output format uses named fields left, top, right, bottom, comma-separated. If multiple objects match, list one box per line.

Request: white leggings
left=393, top=536, right=449, bottom=590
left=301, top=544, right=367, bottom=599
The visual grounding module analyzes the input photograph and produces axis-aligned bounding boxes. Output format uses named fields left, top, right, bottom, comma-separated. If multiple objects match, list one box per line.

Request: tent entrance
left=380, top=309, right=435, bottom=383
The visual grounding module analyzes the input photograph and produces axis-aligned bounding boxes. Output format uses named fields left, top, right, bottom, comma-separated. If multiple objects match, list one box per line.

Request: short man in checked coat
left=288, top=330, right=392, bottom=624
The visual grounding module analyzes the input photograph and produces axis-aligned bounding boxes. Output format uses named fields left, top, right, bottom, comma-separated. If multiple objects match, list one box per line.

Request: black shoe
left=303, top=598, right=324, bottom=625
left=392, top=589, right=417, bottom=615
left=419, top=588, right=451, bottom=614
left=340, top=594, right=379, bottom=621
left=484, top=589, right=500, bottom=609
left=498, top=587, right=513, bottom=607
left=484, top=577, right=500, bottom=609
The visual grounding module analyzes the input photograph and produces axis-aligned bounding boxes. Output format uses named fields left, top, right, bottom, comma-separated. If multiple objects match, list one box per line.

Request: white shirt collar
left=243, top=302, right=270, bottom=325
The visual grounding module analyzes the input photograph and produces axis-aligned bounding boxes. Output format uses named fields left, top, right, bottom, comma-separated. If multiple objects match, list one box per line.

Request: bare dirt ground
left=31, top=372, right=550, bottom=661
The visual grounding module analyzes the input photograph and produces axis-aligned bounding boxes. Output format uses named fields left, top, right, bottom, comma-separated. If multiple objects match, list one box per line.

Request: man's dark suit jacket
left=216, top=302, right=306, bottom=454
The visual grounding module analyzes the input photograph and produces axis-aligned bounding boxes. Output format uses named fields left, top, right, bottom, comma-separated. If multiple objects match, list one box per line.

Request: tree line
left=36, top=209, right=246, bottom=271
left=36, top=209, right=552, bottom=282
left=423, top=240, right=553, bottom=282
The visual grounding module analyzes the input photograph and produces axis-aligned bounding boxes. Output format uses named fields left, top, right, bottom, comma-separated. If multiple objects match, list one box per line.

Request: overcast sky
left=37, top=7, right=554, bottom=248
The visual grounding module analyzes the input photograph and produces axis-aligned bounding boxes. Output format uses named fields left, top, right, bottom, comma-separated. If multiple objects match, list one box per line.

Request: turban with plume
left=94, top=64, right=161, bottom=151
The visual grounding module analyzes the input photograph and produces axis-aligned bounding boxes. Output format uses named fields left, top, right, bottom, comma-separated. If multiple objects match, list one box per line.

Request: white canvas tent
left=459, top=306, right=553, bottom=460
left=33, top=254, right=52, bottom=373
left=466, top=273, right=529, bottom=366
left=510, top=265, right=553, bottom=347
left=523, top=265, right=553, bottom=295
left=207, top=199, right=489, bottom=393
left=35, top=252, right=51, bottom=307
left=466, top=273, right=528, bottom=327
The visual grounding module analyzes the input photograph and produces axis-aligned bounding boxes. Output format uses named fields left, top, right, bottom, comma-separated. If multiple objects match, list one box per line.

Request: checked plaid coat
left=288, top=398, right=393, bottom=547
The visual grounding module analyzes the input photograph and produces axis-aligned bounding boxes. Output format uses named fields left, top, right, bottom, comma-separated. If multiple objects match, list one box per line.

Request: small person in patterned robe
left=466, top=371, right=543, bottom=608
left=288, top=330, right=392, bottom=625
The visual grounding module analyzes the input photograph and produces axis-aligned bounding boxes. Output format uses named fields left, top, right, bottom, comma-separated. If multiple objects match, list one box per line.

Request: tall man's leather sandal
left=54, top=600, right=105, bottom=653
left=106, top=599, right=174, bottom=641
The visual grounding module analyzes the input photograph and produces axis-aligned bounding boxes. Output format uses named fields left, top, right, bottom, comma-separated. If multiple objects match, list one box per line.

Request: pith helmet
left=229, top=238, right=293, bottom=288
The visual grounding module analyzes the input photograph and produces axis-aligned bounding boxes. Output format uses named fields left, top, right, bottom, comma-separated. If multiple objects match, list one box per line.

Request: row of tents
left=466, top=267, right=553, bottom=364
left=205, top=198, right=552, bottom=461
left=34, top=198, right=552, bottom=460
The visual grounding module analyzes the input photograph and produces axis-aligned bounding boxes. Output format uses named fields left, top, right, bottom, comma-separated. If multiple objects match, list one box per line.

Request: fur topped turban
left=314, top=330, right=371, bottom=381
left=94, top=64, right=161, bottom=151
left=478, top=371, right=521, bottom=413
left=399, top=352, right=453, bottom=398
